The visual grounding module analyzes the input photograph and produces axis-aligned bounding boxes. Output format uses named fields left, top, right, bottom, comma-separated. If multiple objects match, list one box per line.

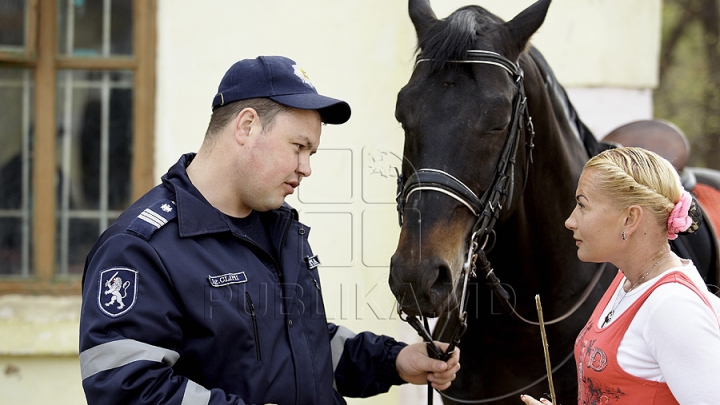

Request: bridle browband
left=395, top=50, right=603, bottom=404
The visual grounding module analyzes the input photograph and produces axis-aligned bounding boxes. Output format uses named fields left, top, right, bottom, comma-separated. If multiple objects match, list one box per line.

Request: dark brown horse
left=389, top=1, right=718, bottom=404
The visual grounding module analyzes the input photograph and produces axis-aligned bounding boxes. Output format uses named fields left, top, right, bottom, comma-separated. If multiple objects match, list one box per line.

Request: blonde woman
left=522, top=147, right=720, bottom=405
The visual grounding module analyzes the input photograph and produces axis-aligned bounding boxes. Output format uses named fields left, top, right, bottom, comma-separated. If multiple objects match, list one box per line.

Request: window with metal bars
left=0, top=0, right=155, bottom=293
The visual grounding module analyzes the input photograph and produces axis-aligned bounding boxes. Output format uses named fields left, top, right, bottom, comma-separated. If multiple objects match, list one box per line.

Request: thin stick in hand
left=535, top=294, right=557, bottom=405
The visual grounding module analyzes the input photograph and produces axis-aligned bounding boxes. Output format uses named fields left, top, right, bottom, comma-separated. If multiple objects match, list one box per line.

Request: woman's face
left=565, top=169, right=625, bottom=263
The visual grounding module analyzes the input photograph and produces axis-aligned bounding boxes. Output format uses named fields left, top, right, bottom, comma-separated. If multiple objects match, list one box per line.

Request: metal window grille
left=0, top=68, right=33, bottom=276
left=55, top=0, right=133, bottom=275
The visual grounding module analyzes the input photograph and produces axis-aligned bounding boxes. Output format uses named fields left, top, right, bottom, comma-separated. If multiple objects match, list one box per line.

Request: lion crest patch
left=98, top=267, right=138, bottom=317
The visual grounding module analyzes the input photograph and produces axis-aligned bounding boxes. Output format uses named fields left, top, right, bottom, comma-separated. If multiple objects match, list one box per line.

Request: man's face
left=237, top=108, right=322, bottom=213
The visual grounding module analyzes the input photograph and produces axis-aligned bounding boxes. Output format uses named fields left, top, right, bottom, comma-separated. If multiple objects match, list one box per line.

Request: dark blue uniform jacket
left=79, top=154, right=406, bottom=405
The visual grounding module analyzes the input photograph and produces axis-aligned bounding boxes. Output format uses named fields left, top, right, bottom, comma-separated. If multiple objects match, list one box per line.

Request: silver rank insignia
left=305, top=255, right=321, bottom=270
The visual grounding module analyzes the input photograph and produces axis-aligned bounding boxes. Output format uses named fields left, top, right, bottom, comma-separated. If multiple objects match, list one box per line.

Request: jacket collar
left=162, top=153, right=296, bottom=238
left=161, top=153, right=228, bottom=237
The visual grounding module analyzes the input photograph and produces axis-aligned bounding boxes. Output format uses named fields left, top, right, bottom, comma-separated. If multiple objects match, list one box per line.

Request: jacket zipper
left=276, top=212, right=294, bottom=281
left=245, top=292, right=262, bottom=363
left=232, top=210, right=292, bottom=282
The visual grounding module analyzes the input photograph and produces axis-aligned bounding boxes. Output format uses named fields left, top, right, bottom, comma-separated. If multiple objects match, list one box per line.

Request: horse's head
left=390, top=0, right=551, bottom=317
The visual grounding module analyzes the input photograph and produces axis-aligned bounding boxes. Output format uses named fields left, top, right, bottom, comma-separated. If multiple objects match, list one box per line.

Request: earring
left=622, top=231, right=627, bottom=241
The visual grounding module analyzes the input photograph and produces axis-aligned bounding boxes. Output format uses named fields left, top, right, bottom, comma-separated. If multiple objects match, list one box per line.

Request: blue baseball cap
left=212, top=56, right=351, bottom=125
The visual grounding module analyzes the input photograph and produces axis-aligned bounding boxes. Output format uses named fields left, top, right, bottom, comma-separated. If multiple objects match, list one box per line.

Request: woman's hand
left=396, top=342, right=461, bottom=391
left=520, top=394, right=553, bottom=405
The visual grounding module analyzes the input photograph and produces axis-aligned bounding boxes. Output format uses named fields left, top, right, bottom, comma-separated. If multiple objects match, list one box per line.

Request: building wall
left=0, top=295, right=84, bottom=403
left=0, top=1, right=660, bottom=404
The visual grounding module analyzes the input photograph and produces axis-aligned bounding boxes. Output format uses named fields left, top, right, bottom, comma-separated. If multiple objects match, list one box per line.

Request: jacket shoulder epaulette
left=127, top=198, right=177, bottom=240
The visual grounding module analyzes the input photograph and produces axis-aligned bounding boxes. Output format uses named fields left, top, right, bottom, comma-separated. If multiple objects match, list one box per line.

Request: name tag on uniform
left=208, top=272, right=248, bottom=287
left=305, top=255, right=321, bottom=270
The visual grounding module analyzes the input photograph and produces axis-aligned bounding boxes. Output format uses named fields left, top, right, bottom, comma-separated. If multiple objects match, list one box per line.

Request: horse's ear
left=409, top=0, right=438, bottom=42
left=505, top=0, right=551, bottom=54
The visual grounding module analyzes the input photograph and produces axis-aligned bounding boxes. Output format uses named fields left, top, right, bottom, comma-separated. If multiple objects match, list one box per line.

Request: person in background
left=79, top=55, right=460, bottom=405
left=521, top=147, right=720, bottom=405
left=602, top=119, right=720, bottom=236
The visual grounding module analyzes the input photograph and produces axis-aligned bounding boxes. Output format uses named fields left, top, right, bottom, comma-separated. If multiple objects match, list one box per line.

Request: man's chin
left=254, top=198, right=286, bottom=212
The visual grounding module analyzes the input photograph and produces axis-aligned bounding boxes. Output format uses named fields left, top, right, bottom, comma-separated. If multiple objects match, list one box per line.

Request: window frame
left=0, top=0, right=156, bottom=294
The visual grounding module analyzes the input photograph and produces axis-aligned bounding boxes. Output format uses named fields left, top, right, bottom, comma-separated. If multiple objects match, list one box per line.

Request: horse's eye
left=488, top=123, right=509, bottom=133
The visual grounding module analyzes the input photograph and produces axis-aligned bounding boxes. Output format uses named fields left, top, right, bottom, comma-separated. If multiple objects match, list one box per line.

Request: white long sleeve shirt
left=599, top=261, right=720, bottom=404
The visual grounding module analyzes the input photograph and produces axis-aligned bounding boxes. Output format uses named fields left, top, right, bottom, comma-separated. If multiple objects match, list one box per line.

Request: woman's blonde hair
left=584, top=147, right=683, bottom=228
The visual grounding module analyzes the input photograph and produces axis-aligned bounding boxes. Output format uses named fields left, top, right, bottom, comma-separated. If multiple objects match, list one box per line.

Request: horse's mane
left=418, top=6, right=503, bottom=72
left=415, top=5, right=609, bottom=158
left=525, top=47, right=613, bottom=157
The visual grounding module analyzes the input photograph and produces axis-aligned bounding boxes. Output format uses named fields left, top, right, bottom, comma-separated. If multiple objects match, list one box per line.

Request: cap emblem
left=292, top=64, right=315, bottom=89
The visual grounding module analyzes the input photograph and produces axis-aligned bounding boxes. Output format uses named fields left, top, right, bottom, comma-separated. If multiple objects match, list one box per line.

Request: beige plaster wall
left=155, top=0, right=661, bottom=173
left=0, top=295, right=83, bottom=404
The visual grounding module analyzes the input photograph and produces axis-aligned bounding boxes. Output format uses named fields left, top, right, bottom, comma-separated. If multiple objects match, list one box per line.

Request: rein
left=395, top=50, right=601, bottom=403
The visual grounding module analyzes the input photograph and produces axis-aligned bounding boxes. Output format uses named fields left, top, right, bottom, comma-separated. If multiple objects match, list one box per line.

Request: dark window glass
left=0, top=0, right=25, bottom=50
left=110, top=0, right=132, bottom=55
left=0, top=67, right=33, bottom=277
left=66, top=218, right=98, bottom=275
left=58, top=0, right=133, bottom=57
left=56, top=70, right=132, bottom=275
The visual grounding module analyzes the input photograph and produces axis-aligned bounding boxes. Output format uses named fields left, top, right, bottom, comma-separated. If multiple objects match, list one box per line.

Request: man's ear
left=623, top=205, right=644, bottom=237
left=234, top=107, right=259, bottom=146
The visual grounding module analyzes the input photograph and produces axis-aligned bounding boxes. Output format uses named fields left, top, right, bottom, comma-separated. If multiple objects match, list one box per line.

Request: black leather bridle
left=395, top=49, right=535, bottom=367
left=394, top=50, right=608, bottom=404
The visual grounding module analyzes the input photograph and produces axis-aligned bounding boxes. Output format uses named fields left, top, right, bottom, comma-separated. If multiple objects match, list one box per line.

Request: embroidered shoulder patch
left=98, top=267, right=138, bottom=317
left=127, top=198, right=177, bottom=240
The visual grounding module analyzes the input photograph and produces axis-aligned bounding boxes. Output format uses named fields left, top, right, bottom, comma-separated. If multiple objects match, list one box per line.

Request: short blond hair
left=584, top=147, right=683, bottom=228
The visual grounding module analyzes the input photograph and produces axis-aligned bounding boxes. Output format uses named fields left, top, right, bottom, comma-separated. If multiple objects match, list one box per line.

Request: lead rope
left=401, top=297, right=470, bottom=405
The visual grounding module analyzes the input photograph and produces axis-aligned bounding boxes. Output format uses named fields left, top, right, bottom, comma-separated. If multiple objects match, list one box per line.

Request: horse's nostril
left=434, top=261, right=452, bottom=289
left=426, top=259, right=454, bottom=300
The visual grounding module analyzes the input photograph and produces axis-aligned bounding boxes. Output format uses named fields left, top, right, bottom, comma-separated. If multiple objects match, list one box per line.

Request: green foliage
left=654, top=0, right=720, bottom=169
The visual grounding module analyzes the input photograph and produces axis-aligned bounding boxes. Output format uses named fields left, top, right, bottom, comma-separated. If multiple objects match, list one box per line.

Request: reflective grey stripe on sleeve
left=79, top=339, right=180, bottom=380
left=330, top=325, right=356, bottom=390
left=182, top=380, right=211, bottom=405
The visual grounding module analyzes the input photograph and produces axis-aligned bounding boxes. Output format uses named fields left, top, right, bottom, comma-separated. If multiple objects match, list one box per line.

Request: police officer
left=79, top=56, right=460, bottom=405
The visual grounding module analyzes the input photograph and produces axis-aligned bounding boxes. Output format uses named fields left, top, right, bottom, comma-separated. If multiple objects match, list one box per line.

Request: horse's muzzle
left=389, top=254, right=459, bottom=317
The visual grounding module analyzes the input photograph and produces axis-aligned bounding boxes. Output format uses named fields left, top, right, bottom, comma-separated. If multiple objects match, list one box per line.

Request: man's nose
left=297, top=154, right=312, bottom=177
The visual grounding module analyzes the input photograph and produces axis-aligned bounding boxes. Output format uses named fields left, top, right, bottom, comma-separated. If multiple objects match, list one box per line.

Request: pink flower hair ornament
left=667, top=190, right=693, bottom=240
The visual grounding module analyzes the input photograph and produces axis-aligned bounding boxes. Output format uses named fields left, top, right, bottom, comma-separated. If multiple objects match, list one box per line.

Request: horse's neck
left=489, top=50, right=601, bottom=283
left=524, top=47, right=603, bottom=159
